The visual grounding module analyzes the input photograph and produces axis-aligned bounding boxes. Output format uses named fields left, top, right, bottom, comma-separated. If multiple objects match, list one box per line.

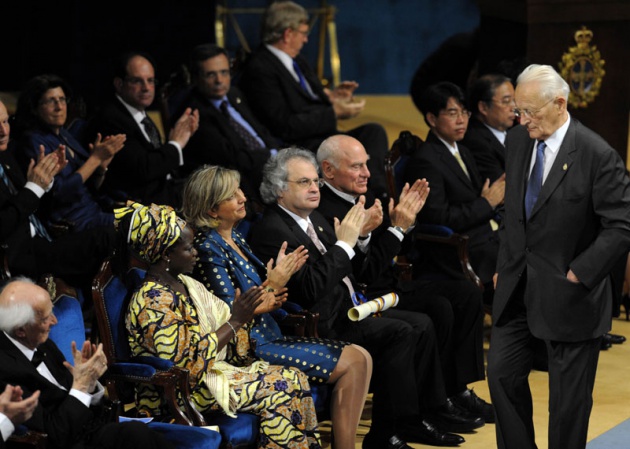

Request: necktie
left=453, top=150, right=470, bottom=179
left=305, top=222, right=355, bottom=298
left=525, top=141, right=546, bottom=220
left=292, top=60, right=310, bottom=93
left=219, top=101, right=263, bottom=152
left=0, top=164, right=52, bottom=241
left=31, top=349, right=45, bottom=367
left=141, top=116, right=162, bottom=148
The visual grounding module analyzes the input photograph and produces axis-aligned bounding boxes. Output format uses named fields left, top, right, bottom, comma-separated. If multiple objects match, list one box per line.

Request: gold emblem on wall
left=558, top=26, right=606, bottom=109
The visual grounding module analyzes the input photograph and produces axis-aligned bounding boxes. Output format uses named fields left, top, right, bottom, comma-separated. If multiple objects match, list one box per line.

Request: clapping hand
left=65, top=341, right=108, bottom=394
left=0, top=384, right=39, bottom=425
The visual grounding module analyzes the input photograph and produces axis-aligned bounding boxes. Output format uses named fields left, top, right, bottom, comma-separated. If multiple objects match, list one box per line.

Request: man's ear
left=426, top=112, right=438, bottom=128
left=113, top=77, right=123, bottom=93
left=478, top=100, right=490, bottom=118
left=321, top=160, right=334, bottom=179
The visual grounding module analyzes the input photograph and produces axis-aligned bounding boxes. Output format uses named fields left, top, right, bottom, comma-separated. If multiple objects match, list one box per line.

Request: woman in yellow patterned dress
left=116, top=202, right=322, bottom=449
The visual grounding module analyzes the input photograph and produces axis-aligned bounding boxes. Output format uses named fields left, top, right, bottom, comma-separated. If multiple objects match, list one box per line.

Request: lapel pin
left=318, top=226, right=323, bottom=232
left=236, top=97, right=242, bottom=104
left=563, top=163, right=568, bottom=171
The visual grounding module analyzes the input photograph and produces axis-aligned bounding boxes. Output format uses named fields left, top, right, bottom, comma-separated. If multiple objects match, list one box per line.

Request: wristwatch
left=392, top=226, right=406, bottom=235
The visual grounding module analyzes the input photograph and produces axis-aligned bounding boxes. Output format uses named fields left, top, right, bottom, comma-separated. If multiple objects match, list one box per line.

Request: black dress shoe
left=601, top=338, right=612, bottom=350
left=399, top=420, right=465, bottom=447
left=425, top=399, right=485, bottom=433
left=450, top=388, right=495, bottom=423
left=362, top=432, right=414, bottom=449
left=604, top=332, right=626, bottom=344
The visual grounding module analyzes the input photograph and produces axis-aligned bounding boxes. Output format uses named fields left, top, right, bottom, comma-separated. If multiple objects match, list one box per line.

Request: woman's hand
left=231, top=286, right=265, bottom=326
left=266, top=242, right=308, bottom=290
left=254, top=286, right=288, bottom=314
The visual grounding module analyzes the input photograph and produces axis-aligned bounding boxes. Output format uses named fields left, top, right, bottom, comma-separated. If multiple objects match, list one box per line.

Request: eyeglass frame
left=287, top=177, right=324, bottom=189
left=439, top=108, right=471, bottom=120
left=39, top=97, right=68, bottom=107
left=513, top=97, right=555, bottom=118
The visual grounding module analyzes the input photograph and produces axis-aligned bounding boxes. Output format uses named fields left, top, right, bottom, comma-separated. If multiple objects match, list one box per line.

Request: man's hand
left=567, top=269, right=580, bottom=284
left=65, top=341, right=108, bottom=394
left=481, top=174, right=506, bottom=208
left=0, top=384, right=39, bottom=425
left=267, top=242, right=309, bottom=290
left=324, top=80, right=359, bottom=102
left=26, top=145, right=67, bottom=189
left=169, top=107, right=200, bottom=147
left=361, top=198, right=383, bottom=236
left=389, top=179, right=430, bottom=232
left=331, top=97, right=365, bottom=120
left=334, top=200, right=366, bottom=247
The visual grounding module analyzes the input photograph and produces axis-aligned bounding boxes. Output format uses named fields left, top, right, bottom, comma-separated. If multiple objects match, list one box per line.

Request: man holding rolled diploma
left=316, top=135, right=494, bottom=427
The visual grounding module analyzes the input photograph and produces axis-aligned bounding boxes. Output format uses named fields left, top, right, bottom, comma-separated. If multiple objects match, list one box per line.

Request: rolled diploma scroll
left=347, top=292, right=399, bottom=321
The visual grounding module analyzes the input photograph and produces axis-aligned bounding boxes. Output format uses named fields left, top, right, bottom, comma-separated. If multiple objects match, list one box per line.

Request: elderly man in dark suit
left=461, top=74, right=516, bottom=183
left=249, top=147, right=486, bottom=449
left=0, top=278, right=175, bottom=449
left=83, top=51, right=199, bottom=208
left=175, top=43, right=280, bottom=207
left=487, top=64, right=630, bottom=449
left=402, top=81, right=505, bottom=298
left=238, top=0, right=389, bottom=201
left=316, top=134, right=493, bottom=425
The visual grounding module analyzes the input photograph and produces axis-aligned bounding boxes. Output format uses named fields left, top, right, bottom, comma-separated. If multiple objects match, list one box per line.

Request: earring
left=165, top=258, right=170, bottom=272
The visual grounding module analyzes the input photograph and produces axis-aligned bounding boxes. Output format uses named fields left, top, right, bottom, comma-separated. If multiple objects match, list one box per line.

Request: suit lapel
left=529, top=122, right=576, bottom=219
left=272, top=204, right=320, bottom=254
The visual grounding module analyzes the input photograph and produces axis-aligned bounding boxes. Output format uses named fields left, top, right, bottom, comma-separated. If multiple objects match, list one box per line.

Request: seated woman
left=12, top=73, right=125, bottom=233
left=115, top=201, right=322, bottom=449
left=181, top=165, right=373, bottom=449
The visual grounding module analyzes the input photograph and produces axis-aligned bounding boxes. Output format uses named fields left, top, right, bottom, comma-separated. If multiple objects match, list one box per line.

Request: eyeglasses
left=287, top=178, right=324, bottom=189
left=203, top=69, right=230, bottom=80
left=292, top=26, right=310, bottom=37
left=39, top=97, right=68, bottom=107
left=124, top=77, right=158, bottom=87
left=513, top=97, right=555, bottom=118
left=440, top=109, right=471, bottom=120
left=492, top=96, right=515, bottom=107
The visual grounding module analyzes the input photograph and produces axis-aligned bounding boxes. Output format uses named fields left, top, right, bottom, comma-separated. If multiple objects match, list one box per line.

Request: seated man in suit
left=238, top=0, right=389, bottom=201
left=249, top=148, right=485, bottom=449
left=0, top=277, right=175, bottom=449
left=461, top=74, right=516, bottom=183
left=83, top=51, right=199, bottom=208
left=403, top=82, right=505, bottom=299
left=0, top=383, right=39, bottom=447
left=316, top=134, right=493, bottom=424
left=0, top=99, right=117, bottom=295
left=175, top=43, right=280, bottom=209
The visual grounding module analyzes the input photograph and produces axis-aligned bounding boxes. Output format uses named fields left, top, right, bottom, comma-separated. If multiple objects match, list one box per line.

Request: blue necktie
left=0, top=164, right=52, bottom=241
left=292, top=60, right=310, bottom=93
left=524, top=141, right=546, bottom=220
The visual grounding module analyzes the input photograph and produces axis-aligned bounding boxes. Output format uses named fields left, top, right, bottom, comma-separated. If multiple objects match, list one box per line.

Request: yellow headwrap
left=114, top=201, right=187, bottom=264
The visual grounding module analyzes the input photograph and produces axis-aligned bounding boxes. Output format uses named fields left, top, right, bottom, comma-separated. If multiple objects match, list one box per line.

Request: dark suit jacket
left=402, top=131, right=498, bottom=283
left=316, top=185, right=405, bottom=297
left=238, top=46, right=338, bottom=151
left=176, top=86, right=278, bottom=201
left=0, top=334, right=97, bottom=449
left=83, top=98, right=182, bottom=206
left=461, top=116, right=506, bottom=183
left=496, top=119, right=630, bottom=341
left=248, top=204, right=364, bottom=338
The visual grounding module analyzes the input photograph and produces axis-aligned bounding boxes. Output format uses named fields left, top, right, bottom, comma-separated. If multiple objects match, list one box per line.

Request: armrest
left=8, top=426, right=48, bottom=449
left=271, top=301, right=320, bottom=338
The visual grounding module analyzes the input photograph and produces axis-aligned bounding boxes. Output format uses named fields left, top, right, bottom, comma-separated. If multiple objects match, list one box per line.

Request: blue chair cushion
left=206, top=413, right=258, bottom=448
left=49, top=295, right=86, bottom=364
left=148, top=421, right=222, bottom=449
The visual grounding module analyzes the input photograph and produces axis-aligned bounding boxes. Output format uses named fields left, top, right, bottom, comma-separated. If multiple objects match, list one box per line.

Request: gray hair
left=0, top=277, right=37, bottom=333
left=262, top=1, right=309, bottom=44
left=516, top=64, right=570, bottom=101
left=260, top=147, right=318, bottom=204
left=316, top=136, right=342, bottom=170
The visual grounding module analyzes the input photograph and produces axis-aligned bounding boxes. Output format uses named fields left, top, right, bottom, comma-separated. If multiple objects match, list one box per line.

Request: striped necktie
left=525, top=141, right=546, bottom=220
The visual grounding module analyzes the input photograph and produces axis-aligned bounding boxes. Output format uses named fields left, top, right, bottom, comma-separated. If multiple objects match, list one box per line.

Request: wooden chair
left=385, top=130, right=483, bottom=291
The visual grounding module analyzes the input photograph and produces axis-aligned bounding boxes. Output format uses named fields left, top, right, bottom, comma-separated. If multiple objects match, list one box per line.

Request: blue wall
left=222, top=0, right=480, bottom=94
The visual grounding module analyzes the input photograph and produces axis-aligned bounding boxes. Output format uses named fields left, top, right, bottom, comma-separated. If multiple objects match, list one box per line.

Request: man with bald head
left=316, top=134, right=493, bottom=427
left=0, top=277, right=175, bottom=449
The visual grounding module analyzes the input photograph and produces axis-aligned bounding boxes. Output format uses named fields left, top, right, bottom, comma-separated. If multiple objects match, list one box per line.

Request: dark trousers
left=397, top=279, right=485, bottom=395
left=335, top=308, right=445, bottom=437
left=487, top=290, right=602, bottom=449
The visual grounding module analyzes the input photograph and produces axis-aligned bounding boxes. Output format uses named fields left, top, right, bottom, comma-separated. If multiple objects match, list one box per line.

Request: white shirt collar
left=3, top=331, right=36, bottom=361
left=324, top=181, right=356, bottom=204
left=116, top=94, right=148, bottom=125
left=435, top=134, right=460, bottom=156
left=540, top=114, right=571, bottom=155
left=483, top=122, right=507, bottom=146
left=265, top=44, right=301, bottom=83
left=278, top=204, right=312, bottom=233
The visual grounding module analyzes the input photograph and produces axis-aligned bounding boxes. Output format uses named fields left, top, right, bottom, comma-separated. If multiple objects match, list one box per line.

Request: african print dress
left=126, top=276, right=321, bottom=449
left=192, top=228, right=348, bottom=386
